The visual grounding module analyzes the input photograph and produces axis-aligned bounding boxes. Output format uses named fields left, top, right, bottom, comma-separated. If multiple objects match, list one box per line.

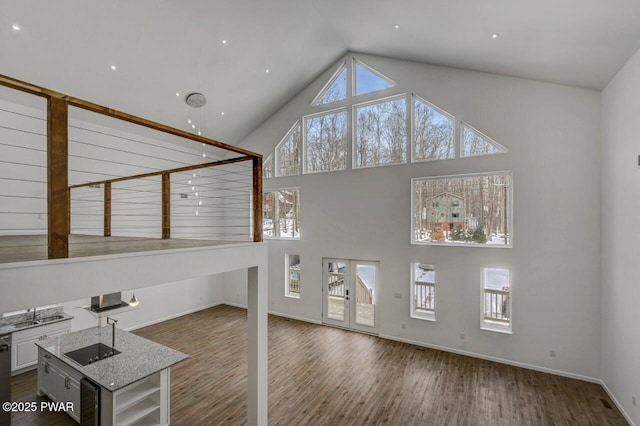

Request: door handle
left=44, top=363, right=49, bottom=374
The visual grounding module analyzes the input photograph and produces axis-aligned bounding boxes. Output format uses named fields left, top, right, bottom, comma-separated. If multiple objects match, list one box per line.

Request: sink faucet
left=27, top=307, right=37, bottom=321
left=106, top=317, right=118, bottom=349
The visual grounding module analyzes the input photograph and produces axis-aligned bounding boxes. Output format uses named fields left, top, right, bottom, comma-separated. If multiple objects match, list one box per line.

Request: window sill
left=285, top=294, right=300, bottom=300
left=481, top=325, right=512, bottom=335
left=411, top=313, right=435, bottom=322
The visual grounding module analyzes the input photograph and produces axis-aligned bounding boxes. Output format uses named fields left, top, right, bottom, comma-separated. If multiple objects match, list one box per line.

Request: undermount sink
left=12, top=314, right=66, bottom=329
left=13, top=320, right=40, bottom=328
left=39, top=315, right=65, bottom=322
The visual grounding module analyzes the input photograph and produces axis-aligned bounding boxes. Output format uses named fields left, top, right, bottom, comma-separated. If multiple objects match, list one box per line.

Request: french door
left=322, top=258, right=378, bottom=334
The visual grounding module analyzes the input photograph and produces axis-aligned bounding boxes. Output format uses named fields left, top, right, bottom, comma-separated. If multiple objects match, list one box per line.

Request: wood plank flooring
left=10, top=305, right=628, bottom=425
left=0, top=234, right=242, bottom=264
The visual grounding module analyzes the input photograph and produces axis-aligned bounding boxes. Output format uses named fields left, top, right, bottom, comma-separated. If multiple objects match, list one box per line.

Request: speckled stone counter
left=0, top=308, right=73, bottom=334
left=35, top=326, right=188, bottom=392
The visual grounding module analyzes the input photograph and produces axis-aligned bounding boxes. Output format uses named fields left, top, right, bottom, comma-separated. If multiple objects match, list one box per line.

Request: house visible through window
left=413, top=172, right=511, bottom=247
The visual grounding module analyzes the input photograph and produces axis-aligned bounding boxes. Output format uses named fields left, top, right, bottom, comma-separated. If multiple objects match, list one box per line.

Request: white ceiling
left=2, top=0, right=640, bottom=146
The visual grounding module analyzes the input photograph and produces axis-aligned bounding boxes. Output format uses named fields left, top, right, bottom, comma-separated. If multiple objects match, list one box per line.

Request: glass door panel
left=323, top=258, right=378, bottom=333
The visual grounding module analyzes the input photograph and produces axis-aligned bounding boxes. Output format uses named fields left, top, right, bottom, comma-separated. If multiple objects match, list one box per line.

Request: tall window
left=276, top=122, right=301, bottom=176
left=286, top=254, right=301, bottom=298
left=412, top=172, right=512, bottom=247
left=411, top=263, right=435, bottom=320
left=413, top=96, right=454, bottom=161
left=481, top=268, right=511, bottom=332
left=263, top=188, right=300, bottom=239
left=305, top=110, right=347, bottom=173
left=354, top=96, right=407, bottom=168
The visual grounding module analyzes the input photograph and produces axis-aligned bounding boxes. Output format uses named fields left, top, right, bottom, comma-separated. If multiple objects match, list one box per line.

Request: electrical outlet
left=549, top=350, right=556, bottom=358
left=632, top=395, right=636, bottom=407
left=394, top=292, right=402, bottom=299
left=271, top=300, right=275, bottom=305
left=459, top=333, right=465, bottom=340
left=401, top=323, right=406, bottom=329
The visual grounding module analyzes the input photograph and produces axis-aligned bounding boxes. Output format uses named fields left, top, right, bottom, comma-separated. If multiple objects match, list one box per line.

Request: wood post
left=162, top=173, right=170, bottom=239
left=47, top=97, right=69, bottom=259
left=104, top=182, right=111, bottom=237
left=252, top=156, right=263, bottom=242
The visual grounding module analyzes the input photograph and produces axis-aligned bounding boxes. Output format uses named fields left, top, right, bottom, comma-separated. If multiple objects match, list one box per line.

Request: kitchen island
left=36, top=325, right=188, bottom=425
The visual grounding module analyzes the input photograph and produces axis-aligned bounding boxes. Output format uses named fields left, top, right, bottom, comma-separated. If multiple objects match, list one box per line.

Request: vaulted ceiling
left=2, top=0, right=640, bottom=145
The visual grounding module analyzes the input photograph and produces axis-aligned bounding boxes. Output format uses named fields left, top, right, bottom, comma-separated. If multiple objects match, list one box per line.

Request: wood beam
left=104, top=182, right=111, bottom=237
left=69, top=156, right=252, bottom=189
left=0, top=73, right=260, bottom=158
left=162, top=173, right=170, bottom=239
left=47, top=97, right=69, bottom=259
left=253, top=156, right=263, bottom=242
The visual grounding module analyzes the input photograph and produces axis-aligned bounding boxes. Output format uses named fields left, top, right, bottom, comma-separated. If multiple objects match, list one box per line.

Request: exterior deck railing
left=414, top=281, right=435, bottom=312
left=484, top=288, right=509, bottom=323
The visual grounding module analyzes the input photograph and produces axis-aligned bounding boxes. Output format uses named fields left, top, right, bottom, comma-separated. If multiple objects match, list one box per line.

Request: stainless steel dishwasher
left=0, top=333, right=10, bottom=426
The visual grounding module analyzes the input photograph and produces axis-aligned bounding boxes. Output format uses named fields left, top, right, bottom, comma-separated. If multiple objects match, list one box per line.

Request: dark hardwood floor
left=11, top=305, right=628, bottom=425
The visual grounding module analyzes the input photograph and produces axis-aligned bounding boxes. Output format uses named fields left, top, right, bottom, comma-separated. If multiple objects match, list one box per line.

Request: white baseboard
left=599, top=380, right=636, bottom=426
left=222, top=301, right=248, bottom=310
left=125, top=301, right=224, bottom=332
left=378, top=333, right=600, bottom=384
left=268, top=310, right=322, bottom=325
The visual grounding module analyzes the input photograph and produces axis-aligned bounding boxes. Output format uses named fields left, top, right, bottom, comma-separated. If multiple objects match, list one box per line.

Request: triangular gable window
left=461, top=123, right=507, bottom=157
left=311, top=64, right=347, bottom=106
left=354, top=60, right=394, bottom=96
left=276, top=122, right=301, bottom=176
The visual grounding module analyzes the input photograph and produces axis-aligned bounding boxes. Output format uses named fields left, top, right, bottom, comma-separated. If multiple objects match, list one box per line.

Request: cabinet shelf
left=115, top=399, right=159, bottom=425
left=115, top=381, right=160, bottom=415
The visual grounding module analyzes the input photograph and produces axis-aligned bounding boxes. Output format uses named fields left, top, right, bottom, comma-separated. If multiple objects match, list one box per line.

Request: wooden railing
left=326, top=273, right=373, bottom=304
left=328, top=272, right=345, bottom=298
left=414, top=281, right=435, bottom=312
left=0, top=73, right=263, bottom=259
left=288, top=266, right=300, bottom=294
left=484, top=288, right=509, bottom=323
left=355, top=276, right=372, bottom=304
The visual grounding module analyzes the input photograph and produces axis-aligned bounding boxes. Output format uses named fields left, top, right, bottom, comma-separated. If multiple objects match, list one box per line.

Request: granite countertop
left=35, top=326, right=188, bottom=392
left=0, top=308, right=73, bottom=335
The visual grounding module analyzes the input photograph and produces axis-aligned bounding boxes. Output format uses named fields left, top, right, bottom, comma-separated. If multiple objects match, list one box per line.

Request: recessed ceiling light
left=222, top=39, right=227, bottom=44
left=12, top=24, right=21, bottom=31
left=221, top=111, right=225, bottom=116
left=175, top=92, right=180, bottom=97
left=110, top=65, right=117, bottom=70
left=394, top=24, right=400, bottom=29
left=265, top=69, right=270, bottom=73
left=188, top=119, right=192, bottom=124
left=492, top=33, right=500, bottom=39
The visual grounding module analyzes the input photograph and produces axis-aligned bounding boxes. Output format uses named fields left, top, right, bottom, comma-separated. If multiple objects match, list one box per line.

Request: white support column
left=247, top=265, right=268, bottom=425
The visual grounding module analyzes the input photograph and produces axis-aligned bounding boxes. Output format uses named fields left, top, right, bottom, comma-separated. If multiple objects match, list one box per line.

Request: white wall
left=233, top=53, right=603, bottom=379
left=61, top=274, right=225, bottom=333
left=601, top=47, right=640, bottom=425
